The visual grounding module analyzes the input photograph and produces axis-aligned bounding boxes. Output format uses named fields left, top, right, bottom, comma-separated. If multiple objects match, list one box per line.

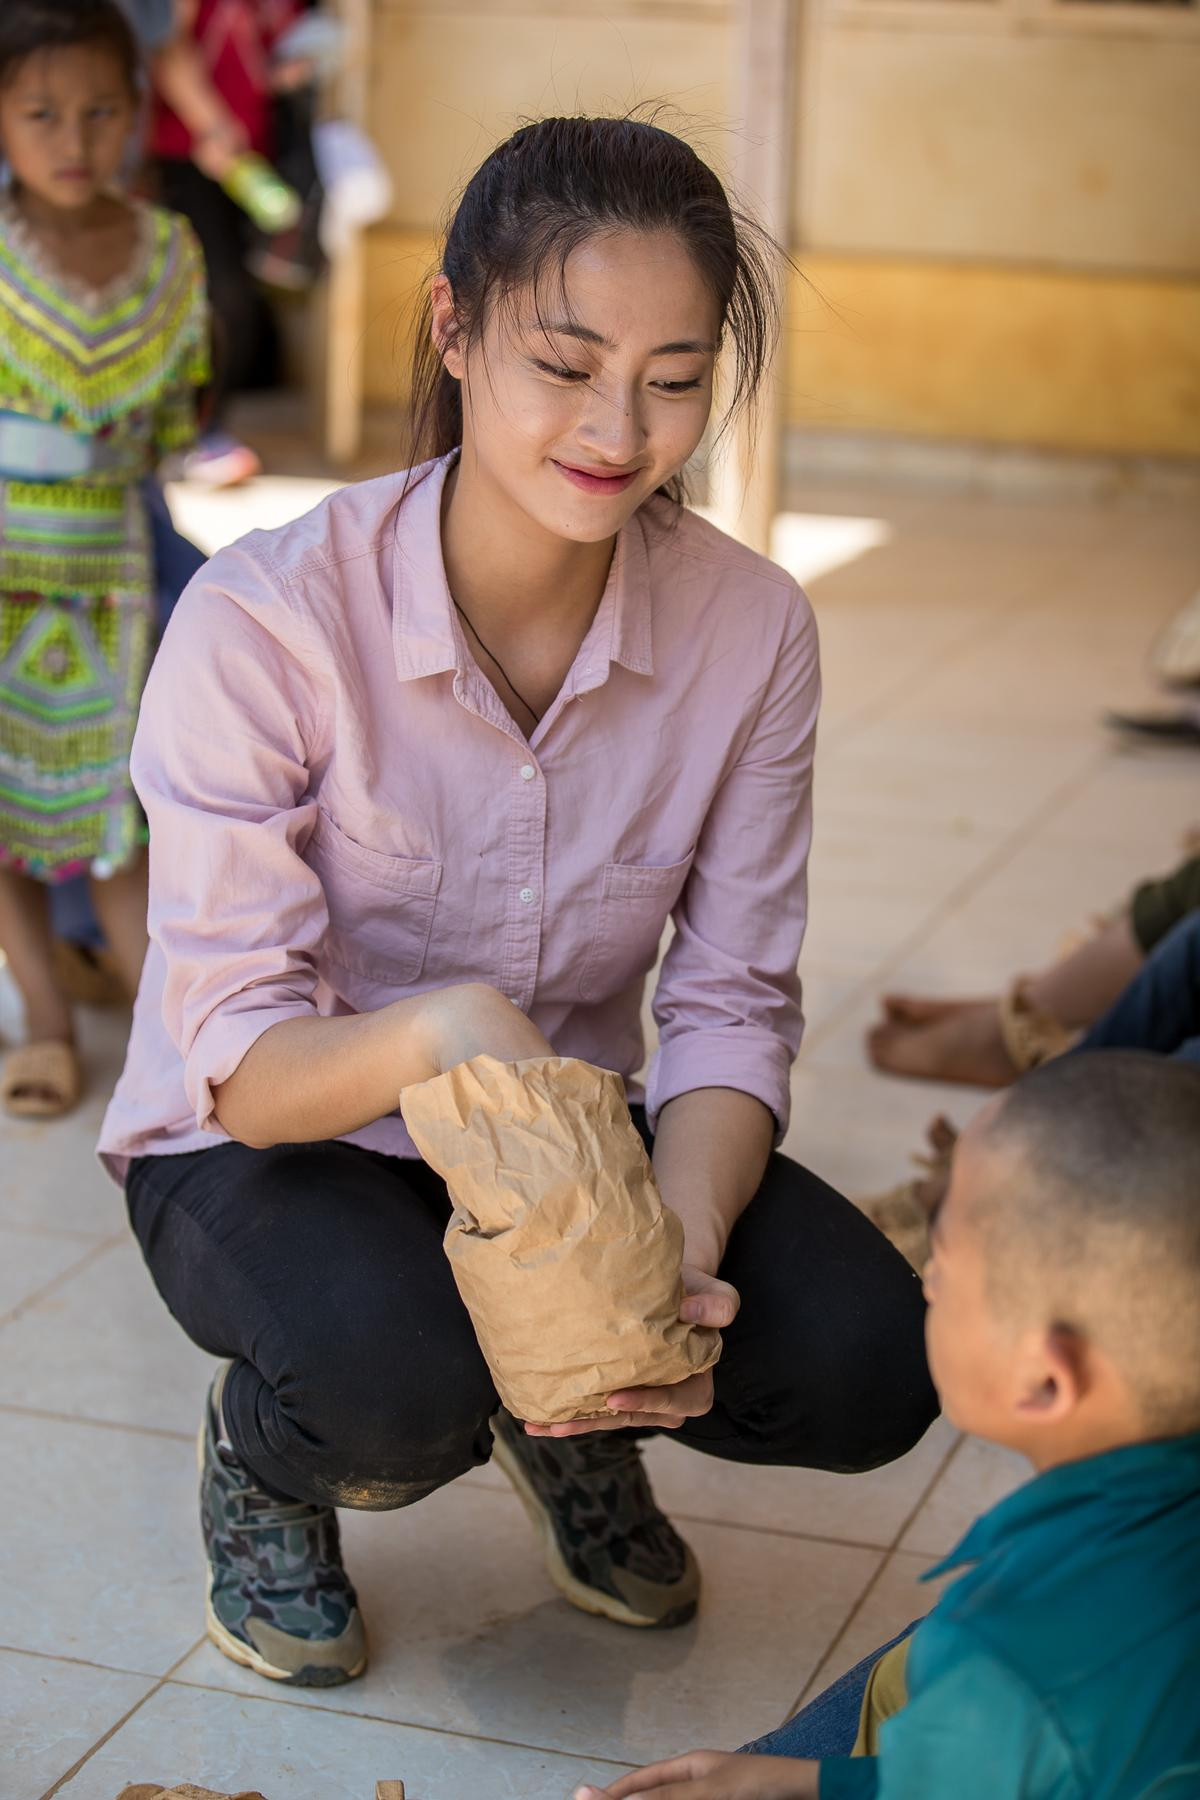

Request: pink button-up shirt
left=99, top=455, right=820, bottom=1180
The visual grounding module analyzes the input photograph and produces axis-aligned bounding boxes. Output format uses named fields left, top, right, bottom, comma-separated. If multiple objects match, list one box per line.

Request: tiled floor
left=2, top=468, right=1197, bottom=1800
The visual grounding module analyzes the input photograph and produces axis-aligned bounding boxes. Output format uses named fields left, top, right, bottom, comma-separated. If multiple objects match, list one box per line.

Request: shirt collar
left=390, top=452, right=655, bottom=688
left=922, top=1430, right=1200, bottom=1584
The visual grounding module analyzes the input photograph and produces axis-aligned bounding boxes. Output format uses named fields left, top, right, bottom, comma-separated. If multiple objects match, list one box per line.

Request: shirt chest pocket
left=306, top=810, right=443, bottom=988
left=578, top=851, right=696, bottom=1003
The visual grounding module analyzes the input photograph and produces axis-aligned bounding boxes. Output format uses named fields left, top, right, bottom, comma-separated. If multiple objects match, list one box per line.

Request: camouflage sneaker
left=491, top=1409, right=699, bottom=1629
left=198, top=1366, right=367, bottom=1686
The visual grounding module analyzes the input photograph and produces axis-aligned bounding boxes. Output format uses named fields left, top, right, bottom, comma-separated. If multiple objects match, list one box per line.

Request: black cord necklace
left=453, top=599, right=543, bottom=725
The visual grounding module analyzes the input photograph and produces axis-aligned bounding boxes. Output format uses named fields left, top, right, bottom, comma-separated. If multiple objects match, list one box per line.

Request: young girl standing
left=0, top=0, right=209, bottom=1115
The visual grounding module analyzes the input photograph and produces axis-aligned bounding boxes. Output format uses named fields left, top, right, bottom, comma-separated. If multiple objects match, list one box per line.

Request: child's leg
left=0, top=867, right=73, bottom=1043
left=1026, top=911, right=1145, bottom=1024
left=738, top=1625, right=919, bottom=1760
left=86, top=852, right=149, bottom=999
left=1074, top=911, right=1200, bottom=1062
left=869, top=912, right=1145, bottom=1086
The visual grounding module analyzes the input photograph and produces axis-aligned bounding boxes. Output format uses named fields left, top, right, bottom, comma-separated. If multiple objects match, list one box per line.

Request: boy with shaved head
left=579, top=1053, right=1200, bottom=1800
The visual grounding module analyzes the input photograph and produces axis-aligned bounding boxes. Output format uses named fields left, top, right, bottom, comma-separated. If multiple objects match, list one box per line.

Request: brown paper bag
left=400, top=1055, right=722, bottom=1423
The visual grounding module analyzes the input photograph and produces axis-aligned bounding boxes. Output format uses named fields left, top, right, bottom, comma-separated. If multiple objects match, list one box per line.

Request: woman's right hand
left=408, top=982, right=554, bottom=1081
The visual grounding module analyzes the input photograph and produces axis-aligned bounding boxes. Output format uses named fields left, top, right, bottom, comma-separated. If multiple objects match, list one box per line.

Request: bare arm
left=651, top=1086, right=775, bottom=1275
left=149, top=0, right=247, bottom=179
left=212, top=982, right=553, bottom=1150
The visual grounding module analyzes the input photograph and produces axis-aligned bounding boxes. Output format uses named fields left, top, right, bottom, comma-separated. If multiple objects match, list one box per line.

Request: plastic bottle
left=219, top=153, right=302, bottom=233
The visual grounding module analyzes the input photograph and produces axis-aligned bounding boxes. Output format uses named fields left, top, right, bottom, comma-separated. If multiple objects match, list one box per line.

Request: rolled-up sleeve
left=132, top=543, right=330, bottom=1132
left=645, top=584, right=820, bottom=1137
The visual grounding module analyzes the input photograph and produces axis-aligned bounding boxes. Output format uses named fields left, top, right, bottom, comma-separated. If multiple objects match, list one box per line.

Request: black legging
left=126, top=1108, right=938, bottom=1510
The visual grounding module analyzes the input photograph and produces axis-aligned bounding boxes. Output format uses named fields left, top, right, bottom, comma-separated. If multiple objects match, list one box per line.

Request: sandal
left=863, top=1115, right=959, bottom=1272
left=1, top=1039, right=82, bottom=1119
left=996, top=979, right=1075, bottom=1073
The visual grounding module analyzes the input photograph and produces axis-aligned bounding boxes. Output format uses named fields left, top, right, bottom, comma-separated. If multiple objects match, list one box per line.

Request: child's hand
left=576, top=1751, right=820, bottom=1800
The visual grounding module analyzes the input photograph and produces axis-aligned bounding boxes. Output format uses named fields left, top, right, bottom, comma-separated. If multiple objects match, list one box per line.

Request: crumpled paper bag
left=400, top=1054, right=722, bottom=1423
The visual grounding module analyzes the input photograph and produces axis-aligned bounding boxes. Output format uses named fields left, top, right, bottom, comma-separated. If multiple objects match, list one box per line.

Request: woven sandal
left=996, top=979, right=1075, bottom=1074
left=116, top=1786, right=270, bottom=1800
left=863, top=1115, right=958, bottom=1273
left=1, top=1039, right=82, bottom=1118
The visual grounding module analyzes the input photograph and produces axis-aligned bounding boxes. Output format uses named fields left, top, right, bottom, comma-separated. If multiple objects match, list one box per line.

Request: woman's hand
left=524, top=1265, right=739, bottom=1437
left=575, top=1751, right=820, bottom=1800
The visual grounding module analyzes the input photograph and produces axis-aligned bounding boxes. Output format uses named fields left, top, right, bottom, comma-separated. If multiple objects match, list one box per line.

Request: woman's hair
left=406, top=114, right=782, bottom=505
left=0, top=0, right=141, bottom=96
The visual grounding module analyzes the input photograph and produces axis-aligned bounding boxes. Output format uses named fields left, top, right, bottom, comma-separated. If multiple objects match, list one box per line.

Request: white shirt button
left=519, top=886, right=536, bottom=905
left=519, top=763, right=536, bottom=781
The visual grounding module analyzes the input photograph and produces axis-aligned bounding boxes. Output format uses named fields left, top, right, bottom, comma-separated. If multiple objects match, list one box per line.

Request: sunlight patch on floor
left=164, top=475, right=345, bottom=558
left=770, top=512, right=893, bottom=585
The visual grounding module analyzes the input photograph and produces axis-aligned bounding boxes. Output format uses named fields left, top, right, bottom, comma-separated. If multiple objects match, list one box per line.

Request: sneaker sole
left=196, top=1420, right=367, bottom=1687
left=490, top=1423, right=698, bottom=1630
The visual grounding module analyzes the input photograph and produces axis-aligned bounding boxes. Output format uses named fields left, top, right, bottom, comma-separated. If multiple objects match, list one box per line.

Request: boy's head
left=0, top=1, right=140, bottom=212
left=924, top=1051, right=1200, bottom=1466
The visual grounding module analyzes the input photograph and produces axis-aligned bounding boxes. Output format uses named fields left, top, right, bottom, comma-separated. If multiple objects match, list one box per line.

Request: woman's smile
left=551, top=459, right=642, bottom=496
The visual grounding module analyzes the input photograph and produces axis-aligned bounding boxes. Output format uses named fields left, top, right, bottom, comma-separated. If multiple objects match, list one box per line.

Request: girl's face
left=439, top=228, right=721, bottom=544
left=0, top=44, right=136, bottom=212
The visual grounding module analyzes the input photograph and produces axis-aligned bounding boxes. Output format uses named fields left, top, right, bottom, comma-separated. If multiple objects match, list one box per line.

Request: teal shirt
left=820, top=1434, right=1200, bottom=1800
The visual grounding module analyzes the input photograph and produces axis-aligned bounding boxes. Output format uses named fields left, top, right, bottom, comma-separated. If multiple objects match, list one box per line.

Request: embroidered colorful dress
left=0, top=199, right=208, bottom=882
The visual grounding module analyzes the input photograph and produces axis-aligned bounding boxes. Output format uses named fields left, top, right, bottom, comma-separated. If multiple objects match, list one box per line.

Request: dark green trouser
left=1130, top=853, right=1200, bottom=954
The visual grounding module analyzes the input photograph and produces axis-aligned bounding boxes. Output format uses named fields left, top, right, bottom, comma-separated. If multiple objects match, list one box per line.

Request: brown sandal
left=863, top=1115, right=959, bottom=1272
left=1, top=1039, right=82, bottom=1118
left=116, top=1786, right=269, bottom=1800
left=996, top=979, right=1075, bottom=1074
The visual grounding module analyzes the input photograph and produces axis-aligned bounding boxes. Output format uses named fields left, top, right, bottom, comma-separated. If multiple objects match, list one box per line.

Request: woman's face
left=0, top=45, right=135, bottom=213
left=440, top=228, right=721, bottom=544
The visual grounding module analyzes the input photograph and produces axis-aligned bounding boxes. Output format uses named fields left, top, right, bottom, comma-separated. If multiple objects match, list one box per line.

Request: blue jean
left=1074, top=910, right=1200, bottom=1067
left=738, top=1624, right=919, bottom=1760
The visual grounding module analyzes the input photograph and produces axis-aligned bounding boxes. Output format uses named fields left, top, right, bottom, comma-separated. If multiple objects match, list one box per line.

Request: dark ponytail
left=405, top=114, right=781, bottom=506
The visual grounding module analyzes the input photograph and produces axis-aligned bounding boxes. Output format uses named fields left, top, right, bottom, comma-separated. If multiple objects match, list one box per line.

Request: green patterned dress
left=0, top=198, right=208, bottom=882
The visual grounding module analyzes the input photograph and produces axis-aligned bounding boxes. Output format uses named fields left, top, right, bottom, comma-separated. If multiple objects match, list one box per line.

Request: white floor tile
left=54, top=1679, right=626, bottom=1800
left=815, top=725, right=1098, bottom=838
left=799, top=884, right=946, bottom=979
left=781, top=1065, right=977, bottom=1203
left=0, top=1648, right=157, bottom=1800
left=1037, top=748, right=1199, bottom=853
left=0, top=1005, right=130, bottom=1241
left=796, top=969, right=864, bottom=1040
left=624, top=1418, right=957, bottom=1550
left=899, top=1435, right=1031, bottom=1557
left=0, top=1238, right=214, bottom=1434
left=0, top=1410, right=204, bottom=1674
left=792, top=1549, right=952, bottom=1708
left=170, top=1480, right=883, bottom=1764
left=0, top=1227, right=106, bottom=1323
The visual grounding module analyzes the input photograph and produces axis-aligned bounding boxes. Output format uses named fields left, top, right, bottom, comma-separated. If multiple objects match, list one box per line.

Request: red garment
left=152, top=0, right=302, bottom=162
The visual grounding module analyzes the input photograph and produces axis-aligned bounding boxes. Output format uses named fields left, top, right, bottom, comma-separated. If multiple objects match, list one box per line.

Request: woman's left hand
left=574, top=1751, right=820, bottom=1800
left=523, top=1266, right=739, bottom=1438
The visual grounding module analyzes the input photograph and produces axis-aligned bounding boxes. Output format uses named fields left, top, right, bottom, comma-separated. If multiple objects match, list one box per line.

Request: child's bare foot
left=881, top=992, right=991, bottom=1027
left=867, top=998, right=1019, bottom=1087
